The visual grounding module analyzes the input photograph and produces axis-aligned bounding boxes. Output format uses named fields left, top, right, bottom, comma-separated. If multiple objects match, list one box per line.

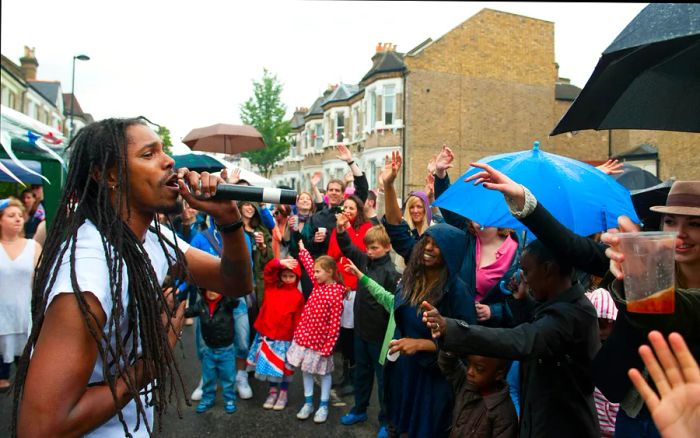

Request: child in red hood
left=246, top=258, right=305, bottom=411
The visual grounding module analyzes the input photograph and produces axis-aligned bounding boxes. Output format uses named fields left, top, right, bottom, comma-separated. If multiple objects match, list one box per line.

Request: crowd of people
left=0, top=117, right=698, bottom=438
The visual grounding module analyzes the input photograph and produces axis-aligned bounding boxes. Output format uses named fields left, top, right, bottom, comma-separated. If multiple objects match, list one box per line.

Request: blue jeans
left=195, top=299, right=250, bottom=361
left=233, top=299, right=250, bottom=360
left=352, top=336, right=387, bottom=425
left=201, top=344, right=236, bottom=404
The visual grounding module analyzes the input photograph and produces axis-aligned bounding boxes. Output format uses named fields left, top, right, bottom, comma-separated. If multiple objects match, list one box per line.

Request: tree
left=240, top=69, right=291, bottom=177
left=157, top=125, right=173, bottom=156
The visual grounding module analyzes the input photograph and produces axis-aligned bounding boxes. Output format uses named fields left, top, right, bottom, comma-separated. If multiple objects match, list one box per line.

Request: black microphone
left=209, top=184, right=297, bottom=205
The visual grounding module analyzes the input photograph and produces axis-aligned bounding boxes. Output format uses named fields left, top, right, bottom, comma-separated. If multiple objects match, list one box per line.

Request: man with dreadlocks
left=12, top=117, right=253, bottom=437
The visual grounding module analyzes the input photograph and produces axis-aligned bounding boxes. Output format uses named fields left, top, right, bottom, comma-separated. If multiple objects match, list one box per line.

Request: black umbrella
left=630, top=179, right=674, bottom=231
left=612, top=163, right=661, bottom=191
left=552, top=3, right=700, bottom=135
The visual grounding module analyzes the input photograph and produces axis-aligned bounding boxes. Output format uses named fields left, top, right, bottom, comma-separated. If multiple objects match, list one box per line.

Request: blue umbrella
left=172, top=153, right=226, bottom=173
left=433, top=142, right=639, bottom=237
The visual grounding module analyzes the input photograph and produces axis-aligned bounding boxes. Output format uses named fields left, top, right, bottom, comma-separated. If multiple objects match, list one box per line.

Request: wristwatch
left=216, top=219, right=243, bottom=234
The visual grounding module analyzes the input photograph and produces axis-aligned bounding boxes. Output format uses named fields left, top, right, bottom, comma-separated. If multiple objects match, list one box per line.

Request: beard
left=157, top=197, right=184, bottom=215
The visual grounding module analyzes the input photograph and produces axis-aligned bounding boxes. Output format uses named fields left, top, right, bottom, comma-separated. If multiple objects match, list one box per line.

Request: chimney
left=19, top=46, right=38, bottom=80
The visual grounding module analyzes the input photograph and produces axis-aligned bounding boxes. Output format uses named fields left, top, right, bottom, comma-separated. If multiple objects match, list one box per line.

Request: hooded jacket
left=254, top=259, right=306, bottom=341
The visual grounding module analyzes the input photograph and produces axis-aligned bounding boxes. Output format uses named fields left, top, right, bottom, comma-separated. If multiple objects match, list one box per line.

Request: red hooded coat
left=254, top=259, right=306, bottom=341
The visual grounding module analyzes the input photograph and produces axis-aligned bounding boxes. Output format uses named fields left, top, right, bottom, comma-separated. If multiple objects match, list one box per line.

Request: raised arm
left=381, top=151, right=403, bottom=225
left=346, top=260, right=396, bottom=312
left=433, top=145, right=469, bottom=229
left=336, top=144, right=368, bottom=202
left=335, top=214, right=370, bottom=269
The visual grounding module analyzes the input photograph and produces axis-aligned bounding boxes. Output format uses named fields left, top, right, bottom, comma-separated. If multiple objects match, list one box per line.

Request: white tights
left=302, top=371, right=332, bottom=402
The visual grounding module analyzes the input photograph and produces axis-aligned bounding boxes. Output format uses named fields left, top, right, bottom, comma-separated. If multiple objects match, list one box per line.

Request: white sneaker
left=314, top=405, right=329, bottom=423
left=236, top=376, right=253, bottom=400
left=190, top=380, right=203, bottom=401
left=296, top=403, right=314, bottom=420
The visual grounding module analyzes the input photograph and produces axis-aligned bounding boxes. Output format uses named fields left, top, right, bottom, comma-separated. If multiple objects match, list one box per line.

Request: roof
left=62, top=93, right=86, bottom=116
left=361, top=50, right=406, bottom=82
left=290, top=111, right=306, bottom=129
left=1, top=54, right=26, bottom=83
left=305, top=95, right=326, bottom=117
left=322, top=83, right=359, bottom=106
left=555, top=82, right=582, bottom=101
left=28, top=80, right=61, bottom=105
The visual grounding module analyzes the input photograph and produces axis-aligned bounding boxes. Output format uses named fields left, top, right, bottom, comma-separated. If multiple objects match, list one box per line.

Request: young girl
left=286, top=240, right=346, bottom=424
left=246, top=258, right=305, bottom=411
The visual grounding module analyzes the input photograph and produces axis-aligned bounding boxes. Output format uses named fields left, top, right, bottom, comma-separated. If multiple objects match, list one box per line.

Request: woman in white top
left=0, top=198, right=41, bottom=392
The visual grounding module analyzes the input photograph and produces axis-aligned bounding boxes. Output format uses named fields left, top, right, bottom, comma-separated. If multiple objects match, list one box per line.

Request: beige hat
left=650, top=181, right=700, bottom=217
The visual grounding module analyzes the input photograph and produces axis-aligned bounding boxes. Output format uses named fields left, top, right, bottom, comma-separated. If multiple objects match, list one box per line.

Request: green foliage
left=157, top=125, right=173, bottom=156
left=240, top=69, right=291, bottom=177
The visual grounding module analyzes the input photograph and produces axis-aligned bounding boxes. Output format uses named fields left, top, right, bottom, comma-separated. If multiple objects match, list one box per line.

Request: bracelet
left=216, top=218, right=243, bottom=234
left=347, top=160, right=355, bottom=166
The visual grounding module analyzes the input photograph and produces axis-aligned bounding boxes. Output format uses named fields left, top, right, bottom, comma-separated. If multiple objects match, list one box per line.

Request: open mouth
left=164, top=174, right=180, bottom=190
left=676, top=243, right=694, bottom=252
left=423, top=252, right=436, bottom=262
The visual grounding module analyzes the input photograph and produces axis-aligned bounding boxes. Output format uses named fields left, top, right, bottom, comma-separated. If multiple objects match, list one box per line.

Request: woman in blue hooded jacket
left=378, top=152, right=477, bottom=437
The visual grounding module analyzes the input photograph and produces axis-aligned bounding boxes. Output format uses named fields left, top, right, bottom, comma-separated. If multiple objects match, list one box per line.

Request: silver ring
left=434, top=322, right=440, bottom=331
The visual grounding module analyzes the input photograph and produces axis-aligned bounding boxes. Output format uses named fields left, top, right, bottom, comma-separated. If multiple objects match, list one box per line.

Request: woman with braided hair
left=12, top=117, right=253, bottom=437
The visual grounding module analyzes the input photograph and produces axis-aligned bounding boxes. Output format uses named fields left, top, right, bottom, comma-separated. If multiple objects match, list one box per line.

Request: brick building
left=270, top=8, right=699, bottom=196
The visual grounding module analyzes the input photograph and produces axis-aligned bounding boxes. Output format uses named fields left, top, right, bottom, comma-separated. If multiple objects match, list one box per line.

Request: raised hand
left=421, top=301, right=447, bottom=339
left=310, top=171, right=322, bottom=188
left=336, top=144, right=353, bottom=163
left=427, top=153, right=438, bottom=175
left=343, top=258, right=363, bottom=279
left=380, top=151, right=402, bottom=187
left=297, top=238, right=306, bottom=251
left=222, top=167, right=242, bottom=184
left=280, top=258, right=299, bottom=271
left=597, top=159, right=625, bottom=176
left=601, top=215, right=643, bottom=280
left=434, top=145, right=455, bottom=178
left=629, top=331, right=700, bottom=438
left=464, top=162, right=525, bottom=209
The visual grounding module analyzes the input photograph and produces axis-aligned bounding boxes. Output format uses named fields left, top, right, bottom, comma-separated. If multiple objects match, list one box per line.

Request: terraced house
left=270, top=8, right=700, bottom=196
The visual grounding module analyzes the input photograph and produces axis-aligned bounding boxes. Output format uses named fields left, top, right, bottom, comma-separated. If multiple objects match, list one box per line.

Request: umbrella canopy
left=612, top=162, right=662, bottom=190
left=182, top=124, right=265, bottom=155
left=433, top=142, right=640, bottom=238
left=171, top=153, right=227, bottom=173
left=630, top=179, right=675, bottom=231
left=551, top=3, right=700, bottom=134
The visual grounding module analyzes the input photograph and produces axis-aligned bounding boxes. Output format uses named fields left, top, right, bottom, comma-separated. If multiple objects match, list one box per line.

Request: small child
left=286, top=241, right=346, bottom=424
left=438, top=352, right=518, bottom=438
left=247, top=257, right=305, bottom=411
left=184, top=289, right=240, bottom=414
left=585, top=288, right=620, bottom=438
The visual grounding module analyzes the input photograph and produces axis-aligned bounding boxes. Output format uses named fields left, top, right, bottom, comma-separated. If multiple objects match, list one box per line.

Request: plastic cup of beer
left=317, top=227, right=327, bottom=239
left=617, top=231, right=677, bottom=314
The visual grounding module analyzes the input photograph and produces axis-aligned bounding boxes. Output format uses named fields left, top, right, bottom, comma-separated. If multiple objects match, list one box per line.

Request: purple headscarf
left=404, top=191, right=432, bottom=225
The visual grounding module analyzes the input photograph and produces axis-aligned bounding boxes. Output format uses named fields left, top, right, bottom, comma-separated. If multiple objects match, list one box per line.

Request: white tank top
left=0, top=239, right=35, bottom=335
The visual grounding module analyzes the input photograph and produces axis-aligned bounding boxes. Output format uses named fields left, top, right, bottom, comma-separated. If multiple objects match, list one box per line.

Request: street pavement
left=0, top=324, right=381, bottom=437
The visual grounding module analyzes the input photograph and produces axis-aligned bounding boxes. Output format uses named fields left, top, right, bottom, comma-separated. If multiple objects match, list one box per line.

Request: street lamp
left=69, top=54, right=90, bottom=142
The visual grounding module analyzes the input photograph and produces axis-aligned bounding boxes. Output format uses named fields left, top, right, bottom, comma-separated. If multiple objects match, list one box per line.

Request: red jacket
left=292, top=248, right=346, bottom=356
left=327, top=221, right=372, bottom=291
left=254, top=259, right=305, bottom=341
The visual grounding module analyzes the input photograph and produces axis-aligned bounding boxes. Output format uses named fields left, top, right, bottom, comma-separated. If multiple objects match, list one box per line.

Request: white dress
left=0, top=239, right=35, bottom=362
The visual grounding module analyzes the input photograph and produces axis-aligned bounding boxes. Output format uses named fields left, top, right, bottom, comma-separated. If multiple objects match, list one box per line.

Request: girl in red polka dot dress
left=286, top=240, right=346, bottom=424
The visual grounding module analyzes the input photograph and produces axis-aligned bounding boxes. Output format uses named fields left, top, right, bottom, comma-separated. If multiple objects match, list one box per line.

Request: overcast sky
left=2, top=1, right=647, bottom=153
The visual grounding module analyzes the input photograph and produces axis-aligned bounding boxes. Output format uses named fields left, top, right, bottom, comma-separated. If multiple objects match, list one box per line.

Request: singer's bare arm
left=176, top=168, right=253, bottom=298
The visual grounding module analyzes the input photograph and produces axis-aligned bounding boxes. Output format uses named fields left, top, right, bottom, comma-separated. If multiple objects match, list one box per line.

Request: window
left=315, top=124, right=323, bottom=150
left=384, top=85, right=395, bottom=125
left=369, top=91, right=376, bottom=130
left=336, top=113, right=345, bottom=143
left=368, top=160, right=377, bottom=189
left=353, top=106, right=360, bottom=139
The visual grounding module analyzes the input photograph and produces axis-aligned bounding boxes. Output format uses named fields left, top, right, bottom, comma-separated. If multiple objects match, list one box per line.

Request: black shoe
left=339, top=383, right=355, bottom=397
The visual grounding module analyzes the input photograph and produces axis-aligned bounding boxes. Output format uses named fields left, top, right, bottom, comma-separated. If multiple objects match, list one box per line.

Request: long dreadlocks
left=12, top=117, right=189, bottom=437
